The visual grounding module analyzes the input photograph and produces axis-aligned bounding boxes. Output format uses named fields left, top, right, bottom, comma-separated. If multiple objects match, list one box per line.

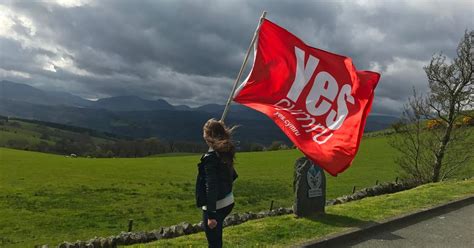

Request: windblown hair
left=203, top=118, right=237, bottom=167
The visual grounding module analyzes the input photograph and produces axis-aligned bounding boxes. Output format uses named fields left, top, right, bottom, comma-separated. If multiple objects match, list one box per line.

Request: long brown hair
left=203, top=119, right=237, bottom=167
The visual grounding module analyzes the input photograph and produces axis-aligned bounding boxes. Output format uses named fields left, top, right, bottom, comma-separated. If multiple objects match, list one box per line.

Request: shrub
left=268, top=141, right=286, bottom=151
left=426, top=120, right=442, bottom=129
left=462, top=116, right=474, bottom=126
left=249, top=143, right=264, bottom=152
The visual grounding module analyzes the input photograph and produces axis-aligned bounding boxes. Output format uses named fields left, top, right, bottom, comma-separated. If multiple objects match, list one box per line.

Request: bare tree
left=389, top=90, right=431, bottom=183
left=390, top=30, right=474, bottom=183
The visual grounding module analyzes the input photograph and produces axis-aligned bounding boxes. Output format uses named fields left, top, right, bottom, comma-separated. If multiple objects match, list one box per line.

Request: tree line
left=0, top=119, right=291, bottom=157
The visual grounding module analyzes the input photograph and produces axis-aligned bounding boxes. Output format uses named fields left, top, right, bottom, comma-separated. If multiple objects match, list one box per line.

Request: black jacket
left=195, top=151, right=238, bottom=218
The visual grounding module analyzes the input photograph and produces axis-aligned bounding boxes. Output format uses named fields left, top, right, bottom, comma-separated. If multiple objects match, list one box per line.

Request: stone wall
left=54, top=179, right=420, bottom=248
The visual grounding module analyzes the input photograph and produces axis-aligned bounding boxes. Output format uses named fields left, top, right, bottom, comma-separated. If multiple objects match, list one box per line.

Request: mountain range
left=0, top=80, right=399, bottom=144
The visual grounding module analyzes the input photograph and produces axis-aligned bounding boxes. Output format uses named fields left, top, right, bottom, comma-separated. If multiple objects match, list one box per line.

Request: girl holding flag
left=195, top=119, right=238, bottom=247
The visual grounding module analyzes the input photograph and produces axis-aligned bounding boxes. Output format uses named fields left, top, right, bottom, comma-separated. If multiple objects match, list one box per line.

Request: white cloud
left=0, top=6, right=15, bottom=36
left=384, top=57, right=427, bottom=77
left=369, top=61, right=381, bottom=72
left=53, top=0, right=93, bottom=8
left=0, top=68, right=30, bottom=78
left=51, top=56, right=93, bottom=76
left=0, top=4, right=65, bottom=54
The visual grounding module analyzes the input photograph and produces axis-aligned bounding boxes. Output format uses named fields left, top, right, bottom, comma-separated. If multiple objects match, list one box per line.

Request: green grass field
left=137, top=178, right=474, bottom=247
left=0, top=134, right=472, bottom=247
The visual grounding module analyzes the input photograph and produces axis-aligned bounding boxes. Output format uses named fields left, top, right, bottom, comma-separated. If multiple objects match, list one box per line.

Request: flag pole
left=220, top=11, right=267, bottom=122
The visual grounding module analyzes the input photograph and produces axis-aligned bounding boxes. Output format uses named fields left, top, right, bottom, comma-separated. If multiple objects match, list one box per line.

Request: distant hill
left=5, top=115, right=125, bottom=140
left=194, top=103, right=225, bottom=113
left=0, top=115, right=207, bottom=157
left=0, top=98, right=288, bottom=144
left=0, top=115, right=117, bottom=155
left=365, top=115, right=399, bottom=132
left=0, top=80, right=91, bottom=107
left=91, top=95, right=176, bottom=111
left=0, top=80, right=400, bottom=144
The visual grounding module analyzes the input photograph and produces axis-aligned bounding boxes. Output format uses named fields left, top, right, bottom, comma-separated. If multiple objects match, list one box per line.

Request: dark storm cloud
left=0, top=0, right=472, bottom=113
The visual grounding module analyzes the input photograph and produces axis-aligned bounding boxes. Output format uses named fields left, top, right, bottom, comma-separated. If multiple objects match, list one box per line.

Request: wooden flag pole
left=220, top=11, right=267, bottom=122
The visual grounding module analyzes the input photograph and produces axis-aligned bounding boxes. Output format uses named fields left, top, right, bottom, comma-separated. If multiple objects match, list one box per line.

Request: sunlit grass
left=135, top=179, right=474, bottom=247
left=0, top=132, right=472, bottom=247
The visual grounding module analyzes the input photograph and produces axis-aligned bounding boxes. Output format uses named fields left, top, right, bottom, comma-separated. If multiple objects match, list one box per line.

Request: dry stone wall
left=54, top=179, right=420, bottom=248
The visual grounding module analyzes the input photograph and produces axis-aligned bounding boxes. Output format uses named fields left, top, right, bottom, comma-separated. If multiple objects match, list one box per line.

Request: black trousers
left=202, top=203, right=234, bottom=248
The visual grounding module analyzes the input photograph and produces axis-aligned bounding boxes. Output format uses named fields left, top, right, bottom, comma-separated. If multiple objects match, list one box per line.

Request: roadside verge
left=299, top=194, right=474, bottom=247
left=133, top=178, right=474, bottom=247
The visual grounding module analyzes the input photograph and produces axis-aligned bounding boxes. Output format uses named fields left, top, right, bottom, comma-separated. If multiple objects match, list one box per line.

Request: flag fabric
left=233, top=19, right=380, bottom=176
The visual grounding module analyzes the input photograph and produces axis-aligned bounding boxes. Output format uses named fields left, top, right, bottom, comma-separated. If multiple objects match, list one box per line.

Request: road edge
left=298, top=194, right=474, bottom=248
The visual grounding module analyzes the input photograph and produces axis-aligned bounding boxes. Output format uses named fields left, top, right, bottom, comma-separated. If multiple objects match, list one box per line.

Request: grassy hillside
left=0, top=117, right=114, bottom=148
left=0, top=133, right=472, bottom=247
left=0, top=117, right=201, bottom=158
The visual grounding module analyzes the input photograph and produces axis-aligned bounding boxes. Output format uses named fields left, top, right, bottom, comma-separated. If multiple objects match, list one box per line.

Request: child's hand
left=207, top=219, right=217, bottom=229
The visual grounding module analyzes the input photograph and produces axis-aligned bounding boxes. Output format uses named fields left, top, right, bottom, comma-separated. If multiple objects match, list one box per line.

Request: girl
left=195, top=119, right=238, bottom=247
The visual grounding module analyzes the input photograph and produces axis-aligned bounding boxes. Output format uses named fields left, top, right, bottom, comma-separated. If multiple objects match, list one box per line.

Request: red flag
left=233, top=19, right=380, bottom=176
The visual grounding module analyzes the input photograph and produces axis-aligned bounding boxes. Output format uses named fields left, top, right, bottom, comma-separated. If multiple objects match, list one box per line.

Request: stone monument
left=293, top=157, right=326, bottom=217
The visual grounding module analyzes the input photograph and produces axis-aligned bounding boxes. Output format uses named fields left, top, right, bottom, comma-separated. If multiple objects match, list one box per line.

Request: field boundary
left=298, top=194, right=474, bottom=247
left=55, top=180, right=419, bottom=247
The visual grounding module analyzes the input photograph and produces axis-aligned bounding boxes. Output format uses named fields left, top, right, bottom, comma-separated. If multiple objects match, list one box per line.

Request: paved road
left=347, top=203, right=474, bottom=248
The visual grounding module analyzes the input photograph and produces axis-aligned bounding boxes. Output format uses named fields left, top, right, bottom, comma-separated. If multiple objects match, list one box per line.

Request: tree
left=389, top=90, right=435, bottom=183
left=6, top=138, right=29, bottom=150
left=268, top=141, right=286, bottom=151
left=249, top=143, right=265, bottom=152
left=390, top=30, right=474, bottom=183
left=40, top=133, right=50, bottom=140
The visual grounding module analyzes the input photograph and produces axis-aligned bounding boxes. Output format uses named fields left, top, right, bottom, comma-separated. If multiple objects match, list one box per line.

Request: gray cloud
left=0, top=0, right=472, bottom=114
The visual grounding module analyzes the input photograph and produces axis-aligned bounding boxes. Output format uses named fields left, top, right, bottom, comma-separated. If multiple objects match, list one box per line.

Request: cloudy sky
left=0, top=0, right=472, bottom=115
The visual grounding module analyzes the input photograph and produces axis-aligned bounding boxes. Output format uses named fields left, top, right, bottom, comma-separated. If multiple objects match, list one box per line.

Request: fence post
left=128, top=219, right=134, bottom=232
left=375, top=180, right=379, bottom=185
left=269, top=200, right=274, bottom=211
left=352, top=186, right=356, bottom=193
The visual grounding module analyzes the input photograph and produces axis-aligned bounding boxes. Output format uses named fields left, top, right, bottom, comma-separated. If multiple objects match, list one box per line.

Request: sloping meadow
left=0, top=134, right=472, bottom=247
